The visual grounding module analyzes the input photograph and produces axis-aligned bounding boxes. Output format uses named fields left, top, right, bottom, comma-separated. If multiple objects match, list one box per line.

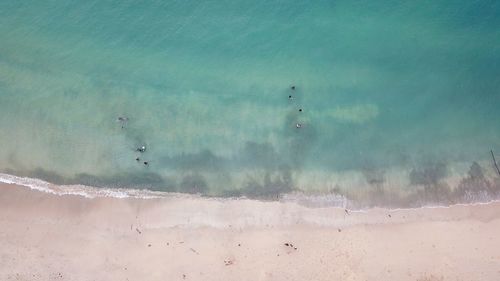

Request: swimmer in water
left=143, top=161, right=149, bottom=166
left=291, top=85, right=296, bottom=90
left=117, top=116, right=129, bottom=129
left=296, top=123, right=302, bottom=128
left=137, top=146, right=146, bottom=153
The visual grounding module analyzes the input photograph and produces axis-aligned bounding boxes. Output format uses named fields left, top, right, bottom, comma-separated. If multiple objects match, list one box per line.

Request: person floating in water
left=296, top=123, right=302, bottom=128
left=291, top=85, right=296, bottom=90
left=143, top=161, right=149, bottom=166
left=117, top=116, right=129, bottom=129
left=137, top=146, right=146, bottom=153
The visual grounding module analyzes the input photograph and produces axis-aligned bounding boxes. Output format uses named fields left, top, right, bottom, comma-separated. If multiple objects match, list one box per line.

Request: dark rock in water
left=409, top=162, right=447, bottom=186
left=159, top=149, right=225, bottom=171
left=454, top=161, right=498, bottom=202
left=180, top=174, right=208, bottom=194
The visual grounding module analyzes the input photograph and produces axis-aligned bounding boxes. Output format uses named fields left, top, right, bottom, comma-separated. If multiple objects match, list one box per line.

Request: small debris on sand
left=284, top=243, right=298, bottom=250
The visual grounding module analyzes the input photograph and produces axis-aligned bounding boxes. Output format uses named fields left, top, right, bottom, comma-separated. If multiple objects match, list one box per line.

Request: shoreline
left=1, top=182, right=500, bottom=280
left=2, top=172, right=500, bottom=212
left=2, top=182, right=500, bottom=228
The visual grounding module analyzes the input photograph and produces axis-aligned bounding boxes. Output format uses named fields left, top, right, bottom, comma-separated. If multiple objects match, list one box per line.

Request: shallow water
left=0, top=0, right=499, bottom=206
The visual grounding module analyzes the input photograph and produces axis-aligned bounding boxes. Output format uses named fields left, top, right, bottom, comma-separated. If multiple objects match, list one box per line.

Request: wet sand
left=1, top=183, right=500, bottom=281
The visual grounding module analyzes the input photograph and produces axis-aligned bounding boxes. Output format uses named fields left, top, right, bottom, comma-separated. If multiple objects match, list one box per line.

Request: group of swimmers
left=135, top=146, right=148, bottom=166
left=116, top=85, right=302, bottom=167
left=289, top=85, right=303, bottom=129
left=116, top=117, right=150, bottom=166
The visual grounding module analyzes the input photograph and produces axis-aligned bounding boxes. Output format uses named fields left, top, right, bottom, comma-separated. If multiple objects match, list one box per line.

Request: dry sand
left=1, top=183, right=500, bottom=281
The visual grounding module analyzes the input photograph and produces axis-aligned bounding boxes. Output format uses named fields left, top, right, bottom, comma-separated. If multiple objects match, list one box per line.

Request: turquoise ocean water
left=0, top=1, right=499, bottom=207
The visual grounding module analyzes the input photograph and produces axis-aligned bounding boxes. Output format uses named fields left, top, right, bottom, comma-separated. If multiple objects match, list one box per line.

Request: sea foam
left=0, top=172, right=167, bottom=199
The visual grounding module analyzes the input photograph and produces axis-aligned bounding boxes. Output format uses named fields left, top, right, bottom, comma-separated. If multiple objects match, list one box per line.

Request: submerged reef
left=5, top=159, right=500, bottom=208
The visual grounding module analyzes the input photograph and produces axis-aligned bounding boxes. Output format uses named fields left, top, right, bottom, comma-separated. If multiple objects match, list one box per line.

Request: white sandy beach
left=1, top=182, right=500, bottom=281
